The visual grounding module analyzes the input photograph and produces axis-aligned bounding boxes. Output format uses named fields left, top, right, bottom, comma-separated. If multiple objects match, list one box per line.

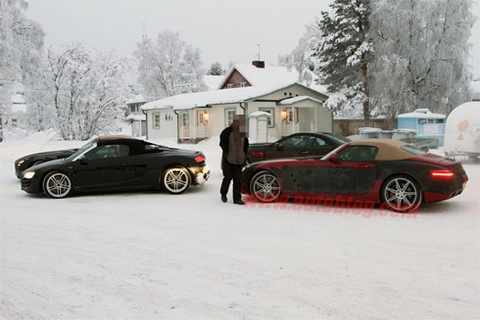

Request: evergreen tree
left=313, top=0, right=372, bottom=124
left=207, top=62, right=225, bottom=75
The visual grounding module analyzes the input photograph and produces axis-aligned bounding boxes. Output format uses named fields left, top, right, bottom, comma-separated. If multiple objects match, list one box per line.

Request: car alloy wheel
left=250, top=170, right=281, bottom=202
left=381, top=175, right=422, bottom=212
left=162, top=167, right=191, bottom=194
left=43, top=171, right=72, bottom=198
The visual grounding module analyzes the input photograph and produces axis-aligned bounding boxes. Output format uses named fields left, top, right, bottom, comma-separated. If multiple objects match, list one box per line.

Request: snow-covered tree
left=0, top=0, right=44, bottom=120
left=45, top=44, right=128, bottom=140
left=134, top=30, right=207, bottom=101
left=313, top=0, right=373, bottom=123
left=279, top=19, right=322, bottom=87
left=369, top=0, right=474, bottom=117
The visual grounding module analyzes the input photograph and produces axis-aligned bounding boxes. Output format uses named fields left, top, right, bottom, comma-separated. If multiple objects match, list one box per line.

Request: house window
left=153, top=113, right=161, bottom=128
left=287, top=109, right=298, bottom=123
left=227, top=83, right=233, bottom=89
left=259, top=107, right=274, bottom=127
left=225, top=108, right=236, bottom=126
left=240, top=82, right=247, bottom=87
left=197, top=110, right=208, bottom=126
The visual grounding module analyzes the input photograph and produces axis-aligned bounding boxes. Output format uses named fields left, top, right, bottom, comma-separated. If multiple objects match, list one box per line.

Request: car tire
left=250, top=170, right=281, bottom=202
left=381, top=175, right=422, bottom=213
left=43, top=171, right=72, bottom=199
left=161, top=167, right=191, bottom=194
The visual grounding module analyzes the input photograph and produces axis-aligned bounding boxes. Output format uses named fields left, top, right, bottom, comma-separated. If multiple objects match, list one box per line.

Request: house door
left=182, top=112, right=190, bottom=138
left=298, top=108, right=316, bottom=131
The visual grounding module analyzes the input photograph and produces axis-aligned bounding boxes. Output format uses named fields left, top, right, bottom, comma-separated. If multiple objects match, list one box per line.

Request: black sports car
left=242, top=139, right=468, bottom=212
left=15, top=148, right=78, bottom=178
left=20, top=135, right=211, bottom=198
left=247, top=132, right=350, bottom=163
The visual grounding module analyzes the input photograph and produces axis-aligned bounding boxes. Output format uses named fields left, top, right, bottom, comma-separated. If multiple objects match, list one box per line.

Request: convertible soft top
left=349, top=139, right=415, bottom=161
left=98, top=135, right=134, bottom=141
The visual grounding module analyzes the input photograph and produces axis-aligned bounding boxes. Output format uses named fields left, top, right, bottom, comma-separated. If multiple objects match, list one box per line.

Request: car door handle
left=299, top=151, right=309, bottom=154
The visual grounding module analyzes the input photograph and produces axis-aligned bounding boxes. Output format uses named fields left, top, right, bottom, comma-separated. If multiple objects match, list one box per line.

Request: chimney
left=252, top=60, right=265, bottom=68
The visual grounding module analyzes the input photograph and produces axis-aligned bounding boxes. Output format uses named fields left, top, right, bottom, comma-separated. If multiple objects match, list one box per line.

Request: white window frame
left=259, top=107, right=274, bottom=127
left=153, top=113, right=161, bottom=129
left=225, top=108, right=236, bottom=126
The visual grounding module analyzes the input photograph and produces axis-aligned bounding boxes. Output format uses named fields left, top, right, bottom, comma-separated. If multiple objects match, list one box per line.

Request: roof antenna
left=256, top=44, right=261, bottom=60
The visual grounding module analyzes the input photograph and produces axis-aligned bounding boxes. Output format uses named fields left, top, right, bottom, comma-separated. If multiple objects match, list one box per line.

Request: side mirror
left=274, top=143, right=284, bottom=151
left=77, top=155, right=88, bottom=165
left=329, top=153, right=339, bottom=163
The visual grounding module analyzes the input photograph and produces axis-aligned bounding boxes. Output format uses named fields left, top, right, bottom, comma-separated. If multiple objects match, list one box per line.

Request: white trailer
left=444, top=101, right=480, bottom=160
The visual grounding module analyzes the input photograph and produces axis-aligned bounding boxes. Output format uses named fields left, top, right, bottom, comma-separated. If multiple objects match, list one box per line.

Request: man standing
left=219, top=115, right=249, bottom=205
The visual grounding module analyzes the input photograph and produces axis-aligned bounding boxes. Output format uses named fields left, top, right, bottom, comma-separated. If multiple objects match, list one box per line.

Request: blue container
left=398, top=109, right=446, bottom=146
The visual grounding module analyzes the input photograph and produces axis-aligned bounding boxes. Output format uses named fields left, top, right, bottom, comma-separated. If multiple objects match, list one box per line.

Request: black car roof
left=96, top=135, right=136, bottom=146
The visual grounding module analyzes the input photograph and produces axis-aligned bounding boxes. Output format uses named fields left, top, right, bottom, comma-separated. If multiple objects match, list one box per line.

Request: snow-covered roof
left=280, top=96, right=324, bottom=105
left=248, top=111, right=272, bottom=118
left=141, top=83, right=322, bottom=111
left=398, top=108, right=445, bottom=119
left=204, top=75, right=224, bottom=90
left=126, top=95, right=145, bottom=105
left=220, top=63, right=328, bottom=95
left=228, top=64, right=299, bottom=87
left=126, top=114, right=146, bottom=121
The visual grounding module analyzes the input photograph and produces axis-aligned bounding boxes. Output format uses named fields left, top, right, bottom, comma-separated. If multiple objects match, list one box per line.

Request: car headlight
left=17, top=159, right=25, bottom=166
left=23, top=171, right=35, bottom=179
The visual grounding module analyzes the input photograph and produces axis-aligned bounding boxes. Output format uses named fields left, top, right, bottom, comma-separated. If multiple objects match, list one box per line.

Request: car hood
left=16, top=148, right=78, bottom=161
left=24, top=158, right=68, bottom=172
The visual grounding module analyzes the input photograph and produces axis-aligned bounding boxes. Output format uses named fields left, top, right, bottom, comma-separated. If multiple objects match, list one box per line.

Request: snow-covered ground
left=1, top=129, right=479, bottom=320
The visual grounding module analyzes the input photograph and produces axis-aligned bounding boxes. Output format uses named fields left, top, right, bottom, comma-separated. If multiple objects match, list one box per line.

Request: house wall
left=146, top=109, right=177, bottom=141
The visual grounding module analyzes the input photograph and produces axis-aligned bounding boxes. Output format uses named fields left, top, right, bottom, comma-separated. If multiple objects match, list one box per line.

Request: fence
left=334, top=119, right=393, bottom=137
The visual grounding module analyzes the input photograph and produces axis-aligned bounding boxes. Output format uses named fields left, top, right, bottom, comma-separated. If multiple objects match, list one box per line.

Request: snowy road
left=1, top=136, right=479, bottom=319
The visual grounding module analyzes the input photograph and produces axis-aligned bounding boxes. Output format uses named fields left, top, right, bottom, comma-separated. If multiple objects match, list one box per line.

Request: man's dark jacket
left=219, top=126, right=249, bottom=163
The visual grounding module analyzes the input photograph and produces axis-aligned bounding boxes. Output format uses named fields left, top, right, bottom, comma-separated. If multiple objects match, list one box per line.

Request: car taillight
left=195, top=154, right=205, bottom=163
left=250, top=151, right=264, bottom=158
left=430, top=170, right=455, bottom=178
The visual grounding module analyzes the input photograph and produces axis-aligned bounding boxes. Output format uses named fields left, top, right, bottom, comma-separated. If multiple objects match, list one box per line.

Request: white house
left=141, top=61, right=332, bottom=143
left=142, top=82, right=332, bottom=143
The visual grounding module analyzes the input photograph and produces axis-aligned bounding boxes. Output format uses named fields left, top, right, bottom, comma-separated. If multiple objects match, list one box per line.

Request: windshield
left=66, top=139, right=97, bottom=161
left=324, top=132, right=351, bottom=144
left=321, top=142, right=349, bottom=160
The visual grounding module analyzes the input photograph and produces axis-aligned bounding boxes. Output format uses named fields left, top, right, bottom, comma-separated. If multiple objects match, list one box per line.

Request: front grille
left=21, top=180, right=32, bottom=189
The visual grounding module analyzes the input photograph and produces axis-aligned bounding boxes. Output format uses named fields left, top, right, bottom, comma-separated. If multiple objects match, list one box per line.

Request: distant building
left=125, top=95, right=146, bottom=137
left=398, top=108, right=446, bottom=146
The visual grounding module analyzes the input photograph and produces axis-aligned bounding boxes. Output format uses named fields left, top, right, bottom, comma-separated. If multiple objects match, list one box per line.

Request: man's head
left=232, top=114, right=246, bottom=135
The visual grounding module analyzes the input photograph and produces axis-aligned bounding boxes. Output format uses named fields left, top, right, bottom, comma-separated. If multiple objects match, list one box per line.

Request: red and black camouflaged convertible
left=241, top=139, right=468, bottom=212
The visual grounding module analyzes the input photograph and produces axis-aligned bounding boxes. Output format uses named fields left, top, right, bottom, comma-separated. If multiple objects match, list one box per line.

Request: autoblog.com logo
left=244, top=195, right=419, bottom=218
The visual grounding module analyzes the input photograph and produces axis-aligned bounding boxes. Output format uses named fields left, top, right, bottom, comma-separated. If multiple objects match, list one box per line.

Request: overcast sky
left=26, top=0, right=480, bottom=77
